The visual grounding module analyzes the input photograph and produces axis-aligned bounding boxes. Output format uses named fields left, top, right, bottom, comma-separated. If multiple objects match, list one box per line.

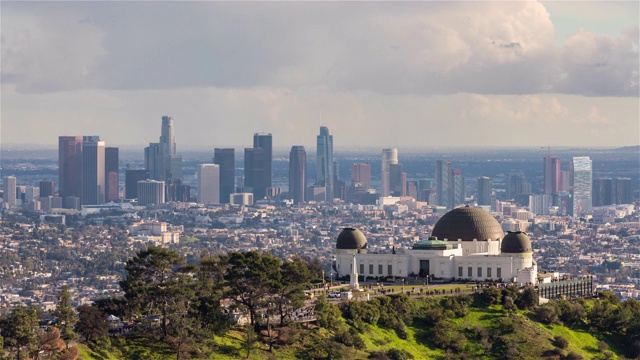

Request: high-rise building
left=351, top=163, right=372, bottom=190
left=316, top=126, right=334, bottom=201
left=333, top=160, right=345, bottom=200
left=144, top=116, right=182, bottom=182
left=477, top=177, right=493, bottom=206
left=81, top=136, right=105, bottom=205
left=198, top=164, right=220, bottom=205
left=389, top=163, right=406, bottom=197
left=137, top=180, right=165, bottom=206
left=39, top=179, right=55, bottom=198
left=2, top=176, right=17, bottom=207
left=507, top=173, right=531, bottom=200
left=593, top=178, right=614, bottom=206
left=435, top=160, right=452, bottom=208
left=214, top=148, right=235, bottom=204
left=166, top=179, right=191, bottom=202
left=381, top=148, right=398, bottom=197
left=244, top=133, right=272, bottom=200
left=58, top=136, right=83, bottom=201
left=289, top=146, right=306, bottom=204
left=529, top=194, right=552, bottom=215
left=615, top=178, right=632, bottom=204
left=451, top=168, right=465, bottom=208
left=543, top=155, right=562, bottom=194
left=125, top=170, right=149, bottom=200
left=570, top=156, right=592, bottom=217
left=105, top=147, right=119, bottom=202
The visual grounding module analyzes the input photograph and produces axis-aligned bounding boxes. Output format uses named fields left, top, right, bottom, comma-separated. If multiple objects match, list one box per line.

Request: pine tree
left=55, top=285, right=78, bottom=346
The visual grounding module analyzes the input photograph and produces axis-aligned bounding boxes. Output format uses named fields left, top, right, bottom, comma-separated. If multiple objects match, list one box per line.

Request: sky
left=1, top=1, right=638, bottom=150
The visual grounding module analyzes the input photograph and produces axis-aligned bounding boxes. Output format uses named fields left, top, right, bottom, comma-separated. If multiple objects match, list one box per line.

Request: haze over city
left=1, top=1, right=638, bottom=150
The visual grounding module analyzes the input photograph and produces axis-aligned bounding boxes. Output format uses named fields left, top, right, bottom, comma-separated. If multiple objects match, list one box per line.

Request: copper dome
left=501, top=231, right=533, bottom=253
left=336, top=228, right=367, bottom=250
left=431, top=206, right=504, bottom=241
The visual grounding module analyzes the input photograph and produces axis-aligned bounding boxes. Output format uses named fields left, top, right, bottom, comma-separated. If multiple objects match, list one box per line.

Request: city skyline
left=1, top=1, right=638, bottom=149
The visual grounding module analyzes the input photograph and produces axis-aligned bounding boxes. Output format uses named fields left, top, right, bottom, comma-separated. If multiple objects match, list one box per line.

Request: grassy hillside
left=78, top=299, right=623, bottom=360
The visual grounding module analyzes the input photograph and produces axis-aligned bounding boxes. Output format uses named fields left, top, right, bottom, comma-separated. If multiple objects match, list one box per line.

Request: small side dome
left=336, top=228, right=367, bottom=250
left=501, top=231, right=533, bottom=253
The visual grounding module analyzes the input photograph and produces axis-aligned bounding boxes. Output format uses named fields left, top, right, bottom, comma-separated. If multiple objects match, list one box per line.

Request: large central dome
left=431, top=206, right=504, bottom=241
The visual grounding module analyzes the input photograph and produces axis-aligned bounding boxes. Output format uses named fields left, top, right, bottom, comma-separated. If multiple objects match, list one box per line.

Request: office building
left=593, top=178, right=614, bottom=206
left=144, top=116, right=182, bottom=181
left=39, top=179, right=55, bottom=198
left=570, top=156, right=592, bottom=216
left=214, top=148, right=235, bottom=204
left=244, top=133, right=272, bottom=200
left=81, top=136, right=105, bottom=205
left=477, top=177, right=493, bottom=206
left=389, top=163, right=406, bottom=197
left=166, top=179, right=191, bottom=202
left=58, top=136, right=83, bottom=202
left=507, top=173, right=531, bottom=199
left=435, top=160, right=452, bottom=209
left=125, top=170, right=149, bottom=199
left=105, top=147, right=119, bottom=202
left=452, top=168, right=465, bottom=207
left=543, top=155, right=562, bottom=194
left=289, top=146, right=306, bottom=204
left=316, top=126, right=334, bottom=201
left=529, top=194, right=552, bottom=215
left=198, top=164, right=220, bottom=205
left=2, top=176, right=17, bottom=207
left=381, top=148, right=398, bottom=197
left=351, top=163, right=372, bottom=190
left=615, top=178, right=632, bottom=204
left=137, top=180, right=165, bottom=206
left=230, top=193, right=254, bottom=206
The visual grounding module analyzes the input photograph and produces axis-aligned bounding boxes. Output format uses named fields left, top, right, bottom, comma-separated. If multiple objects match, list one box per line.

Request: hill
left=77, top=294, right=629, bottom=360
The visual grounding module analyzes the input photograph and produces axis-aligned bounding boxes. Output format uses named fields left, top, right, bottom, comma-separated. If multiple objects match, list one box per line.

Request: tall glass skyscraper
left=289, top=146, right=306, bottom=204
left=381, top=148, right=398, bottom=197
left=316, top=126, right=334, bottom=202
left=435, top=160, right=452, bottom=209
left=570, top=156, right=592, bottom=216
left=245, top=133, right=272, bottom=200
left=145, top=116, right=182, bottom=181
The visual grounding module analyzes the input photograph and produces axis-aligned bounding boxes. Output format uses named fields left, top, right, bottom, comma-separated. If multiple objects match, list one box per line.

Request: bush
left=536, top=302, right=559, bottom=324
left=386, top=348, right=414, bottom=360
left=564, top=351, right=583, bottom=360
left=553, top=335, right=569, bottom=349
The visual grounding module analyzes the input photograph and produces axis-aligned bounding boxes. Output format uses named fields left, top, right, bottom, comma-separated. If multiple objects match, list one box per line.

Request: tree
left=54, top=285, right=77, bottom=347
left=76, top=305, right=109, bottom=344
left=222, top=251, right=281, bottom=333
left=190, top=257, right=229, bottom=336
left=32, top=327, right=65, bottom=360
left=276, top=257, right=312, bottom=326
left=120, top=247, right=185, bottom=338
left=242, top=325, right=258, bottom=359
left=3, top=306, right=40, bottom=360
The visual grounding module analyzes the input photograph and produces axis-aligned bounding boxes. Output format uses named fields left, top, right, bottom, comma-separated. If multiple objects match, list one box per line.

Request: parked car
left=327, top=291, right=340, bottom=298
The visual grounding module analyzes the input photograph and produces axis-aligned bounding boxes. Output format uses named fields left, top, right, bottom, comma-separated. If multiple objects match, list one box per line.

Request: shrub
left=553, top=335, right=569, bottom=349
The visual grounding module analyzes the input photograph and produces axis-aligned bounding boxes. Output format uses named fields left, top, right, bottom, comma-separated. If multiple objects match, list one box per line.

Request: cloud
left=0, top=1, right=637, bottom=96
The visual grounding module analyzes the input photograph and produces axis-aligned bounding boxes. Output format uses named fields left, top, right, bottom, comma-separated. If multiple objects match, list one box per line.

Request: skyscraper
left=570, top=156, right=592, bottom=217
left=214, top=148, right=235, bottom=204
left=477, top=176, right=493, bottom=206
left=615, top=178, right=632, bottom=204
left=198, top=164, right=220, bottom=205
left=39, top=179, right=55, bottom=198
left=81, top=136, right=106, bottom=205
left=593, top=178, right=613, bottom=206
left=289, top=146, right=306, bottom=204
left=2, top=176, right=17, bottom=207
left=451, top=168, right=465, bottom=207
left=507, top=173, right=531, bottom=199
left=543, top=155, right=562, bottom=194
left=316, top=126, right=334, bottom=201
left=125, top=169, right=149, bottom=200
left=58, top=136, right=83, bottom=201
left=389, top=163, right=406, bottom=197
left=105, top=147, right=119, bottom=202
left=145, top=116, right=182, bottom=181
left=351, top=163, right=372, bottom=190
left=435, top=160, right=451, bottom=208
left=244, top=133, right=272, bottom=200
left=381, top=148, right=398, bottom=197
